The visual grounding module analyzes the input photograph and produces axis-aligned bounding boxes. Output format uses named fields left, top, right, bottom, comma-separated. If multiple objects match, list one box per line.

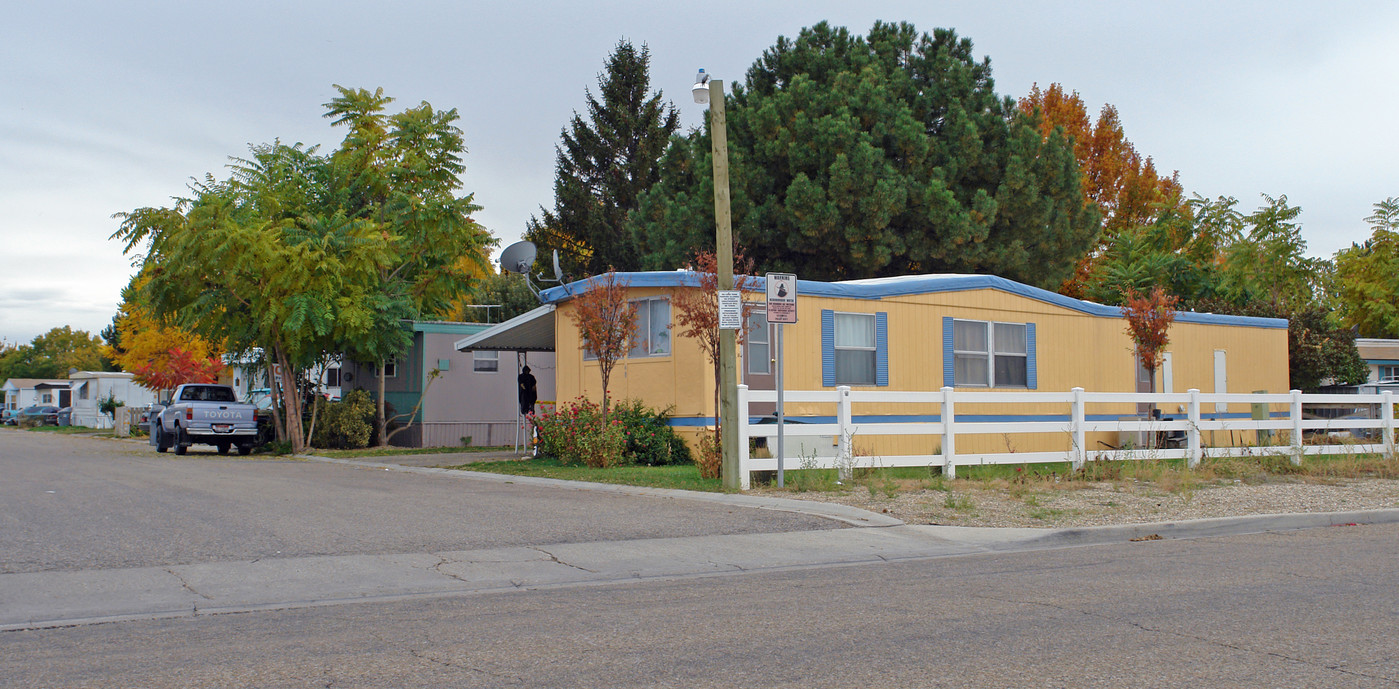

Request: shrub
left=533, top=398, right=691, bottom=467
left=608, top=399, right=693, bottom=466
left=312, top=389, right=375, bottom=449
left=695, top=429, right=722, bottom=479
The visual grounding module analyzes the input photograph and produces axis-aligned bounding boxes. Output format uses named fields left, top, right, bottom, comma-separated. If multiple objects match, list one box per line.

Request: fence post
left=941, top=386, right=956, bottom=480
left=1187, top=389, right=1202, bottom=468
left=737, top=384, right=751, bottom=490
left=836, top=386, right=852, bottom=480
left=1383, top=391, right=1395, bottom=458
left=1071, top=387, right=1086, bottom=471
left=1290, top=389, right=1304, bottom=466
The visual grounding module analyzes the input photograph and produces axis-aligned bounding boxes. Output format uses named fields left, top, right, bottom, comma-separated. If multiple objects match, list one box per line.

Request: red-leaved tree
left=131, top=346, right=224, bottom=401
left=672, top=251, right=761, bottom=477
left=1121, top=286, right=1179, bottom=394
left=566, top=269, right=639, bottom=421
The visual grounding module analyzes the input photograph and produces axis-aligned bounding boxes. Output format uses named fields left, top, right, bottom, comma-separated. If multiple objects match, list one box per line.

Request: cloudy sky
left=3, top=1, right=1397, bottom=345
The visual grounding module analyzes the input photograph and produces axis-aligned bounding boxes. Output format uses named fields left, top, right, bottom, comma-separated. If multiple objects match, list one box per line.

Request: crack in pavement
left=529, top=547, right=596, bottom=574
left=428, top=555, right=474, bottom=585
left=409, top=647, right=526, bottom=682
left=970, top=592, right=1399, bottom=685
left=164, top=568, right=213, bottom=601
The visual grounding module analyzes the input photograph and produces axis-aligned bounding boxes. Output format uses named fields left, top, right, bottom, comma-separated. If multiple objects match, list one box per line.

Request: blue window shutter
left=942, top=317, right=955, bottom=388
left=821, top=309, right=835, bottom=387
left=1026, top=322, right=1038, bottom=390
left=875, top=312, right=889, bottom=386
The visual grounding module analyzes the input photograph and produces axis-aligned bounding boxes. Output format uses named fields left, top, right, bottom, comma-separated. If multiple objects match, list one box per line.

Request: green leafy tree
left=1217, top=194, right=1325, bottom=311
left=1084, top=195, right=1232, bottom=306
left=114, top=141, right=394, bottom=454
left=322, top=86, right=495, bottom=446
left=629, top=21, right=1098, bottom=288
left=524, top=41, right=679, bottom=276
left=0, top=327, right=109, bottom=379
left=456, top=271, right=540, bottom=323
left=1335, top=197, right=1399, bottom=338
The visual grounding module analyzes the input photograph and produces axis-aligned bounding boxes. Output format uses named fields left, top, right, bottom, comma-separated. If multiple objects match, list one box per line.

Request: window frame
left=747, top=310, right=770, bottom=375
left=951, top=318, right=1029, bottom=389
left=583, top=297, right=672, bottom=361
left=473, top=350, right=500, bottom=373
left=833, top=311, right=878, bottom=387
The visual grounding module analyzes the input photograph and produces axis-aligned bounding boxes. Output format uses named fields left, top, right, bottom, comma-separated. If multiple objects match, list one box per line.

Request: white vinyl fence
left=736, top=385, right=1397, bottom=489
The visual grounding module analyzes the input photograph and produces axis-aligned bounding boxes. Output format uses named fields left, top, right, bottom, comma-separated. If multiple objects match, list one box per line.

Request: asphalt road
left=5, top=430, right=1399, bottom=688
left=6, top=523, right=1398, bottom=688
left=0, top=431, right=837, bottom=574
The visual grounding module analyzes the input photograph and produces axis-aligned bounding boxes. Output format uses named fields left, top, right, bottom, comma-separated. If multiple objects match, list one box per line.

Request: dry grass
left=750, top=449, right=1399, bottom=528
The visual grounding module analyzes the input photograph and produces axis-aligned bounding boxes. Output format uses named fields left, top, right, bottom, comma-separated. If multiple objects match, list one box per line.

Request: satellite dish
left=499, top=241, right=537, bottom=275
left=552, top=250, right=564, bottom=282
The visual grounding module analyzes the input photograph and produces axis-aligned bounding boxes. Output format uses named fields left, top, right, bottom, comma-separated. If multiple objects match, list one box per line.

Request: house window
left=1380, top=365, right=1399, bottom=382
left=951, top=319, right=1028, bottom=388
left=323, top=367, right=341, bottom=387
left=834, top=313, right=877, bottom=386
left=747, top=311, right=770, bottom=375
left=630, top=298, right=672, bottom=358
left=584, top=298, right=672, bottom=361
left=474, top=350, right=500, bottom=372
left=41, top=393, right=52, bottom=404
left=378, top=362, right=397, bottom=378
left=79, top=384, right=90, bottom=400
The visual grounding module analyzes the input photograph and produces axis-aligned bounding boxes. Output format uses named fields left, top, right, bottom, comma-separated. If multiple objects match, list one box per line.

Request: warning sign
left=766, top=273, right=797, bottom=323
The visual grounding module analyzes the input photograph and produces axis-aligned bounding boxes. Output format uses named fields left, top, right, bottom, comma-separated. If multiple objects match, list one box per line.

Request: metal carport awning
left=453, top=304, right=556, bottom=353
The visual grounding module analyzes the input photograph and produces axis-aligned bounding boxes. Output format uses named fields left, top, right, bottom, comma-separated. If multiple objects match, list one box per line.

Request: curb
left=298, top=454, right=906, bottom=528
left=1008, top=508, right=1399, bottom=550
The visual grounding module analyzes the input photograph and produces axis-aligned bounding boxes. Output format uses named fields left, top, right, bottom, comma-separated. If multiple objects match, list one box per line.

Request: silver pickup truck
left=149, top=384, right=259, bottom=455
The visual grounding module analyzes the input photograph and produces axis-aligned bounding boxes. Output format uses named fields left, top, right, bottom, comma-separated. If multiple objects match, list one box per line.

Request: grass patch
left=446, top=455, right=725, bottom=492
left=308, top=445, right=512, bottom=459
left=25, top=425, right=101, bottom=434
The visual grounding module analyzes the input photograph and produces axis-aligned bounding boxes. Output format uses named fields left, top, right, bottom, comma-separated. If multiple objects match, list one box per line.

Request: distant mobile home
left=340, top=321, right=555, bottom=448
left=459, top=272, right=1290, bottom=457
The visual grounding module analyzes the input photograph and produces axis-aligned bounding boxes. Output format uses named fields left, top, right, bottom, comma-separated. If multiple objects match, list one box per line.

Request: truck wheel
left=173, top=426, right=188, bottom=456
left=216, top=442, right=231, bottom=455
left=237, top=444, right=253, bottom=456
left=155, top=425, right=169, bottom=453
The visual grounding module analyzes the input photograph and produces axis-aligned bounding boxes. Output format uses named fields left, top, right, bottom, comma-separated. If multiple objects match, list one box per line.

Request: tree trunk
left=274, top=346, right=305, bottom=454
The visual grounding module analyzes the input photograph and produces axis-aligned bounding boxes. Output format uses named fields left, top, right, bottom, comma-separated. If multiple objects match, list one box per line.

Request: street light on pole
left=693, top=68, right=742, bottom=490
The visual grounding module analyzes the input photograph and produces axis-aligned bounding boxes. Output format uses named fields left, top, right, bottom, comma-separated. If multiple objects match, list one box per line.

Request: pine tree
left=628, top=21, right=1099, bottom=289
left=525, top=40, right=680, bottom=276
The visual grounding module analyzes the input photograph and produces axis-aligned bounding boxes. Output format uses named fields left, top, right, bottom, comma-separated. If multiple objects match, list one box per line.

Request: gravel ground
left=748, top=478, right=1399, bottom=528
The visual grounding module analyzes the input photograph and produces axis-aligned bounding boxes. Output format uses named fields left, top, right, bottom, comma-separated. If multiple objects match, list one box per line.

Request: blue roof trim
left=540, top=272, right=1288, bottom=330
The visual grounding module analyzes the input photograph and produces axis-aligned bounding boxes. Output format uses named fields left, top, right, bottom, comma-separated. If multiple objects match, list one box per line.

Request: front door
left=59, top=389, right=72, bottom=408
left=1135, top=352, right=1152, bottom=417
left=743, top=310, right=776, bottom=417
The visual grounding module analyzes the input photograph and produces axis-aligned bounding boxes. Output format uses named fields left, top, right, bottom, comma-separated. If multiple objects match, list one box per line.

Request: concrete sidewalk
left=7, top=509, right=1398, bottom=632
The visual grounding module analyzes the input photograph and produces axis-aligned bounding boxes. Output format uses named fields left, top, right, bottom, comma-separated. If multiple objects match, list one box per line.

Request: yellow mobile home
left=461, top=272, right=1289, bottom=456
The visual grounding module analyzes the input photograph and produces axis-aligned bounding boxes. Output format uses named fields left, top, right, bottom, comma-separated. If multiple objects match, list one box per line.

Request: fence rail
left=734, top=385, right=1397, bottom=489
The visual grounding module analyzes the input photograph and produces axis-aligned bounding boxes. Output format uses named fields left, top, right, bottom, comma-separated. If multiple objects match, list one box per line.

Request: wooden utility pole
left=709, top=79, right=741, bottom=490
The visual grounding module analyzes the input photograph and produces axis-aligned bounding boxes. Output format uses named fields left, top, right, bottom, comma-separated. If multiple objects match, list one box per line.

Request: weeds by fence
left=734, top=385, right=1397, bottom=489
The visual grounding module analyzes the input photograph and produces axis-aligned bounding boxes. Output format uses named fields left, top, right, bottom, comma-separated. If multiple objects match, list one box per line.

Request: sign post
left=766, top=273, right=797, bottom=487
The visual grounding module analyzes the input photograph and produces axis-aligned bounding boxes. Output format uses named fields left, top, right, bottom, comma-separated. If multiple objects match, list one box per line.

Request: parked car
left=17, top=405, right=61, bottom=425
left=150, top=384, right=260, bottom=455
left=2, top=408, right=20, bottom=425
left=56, top=407, right=73, bottom=426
